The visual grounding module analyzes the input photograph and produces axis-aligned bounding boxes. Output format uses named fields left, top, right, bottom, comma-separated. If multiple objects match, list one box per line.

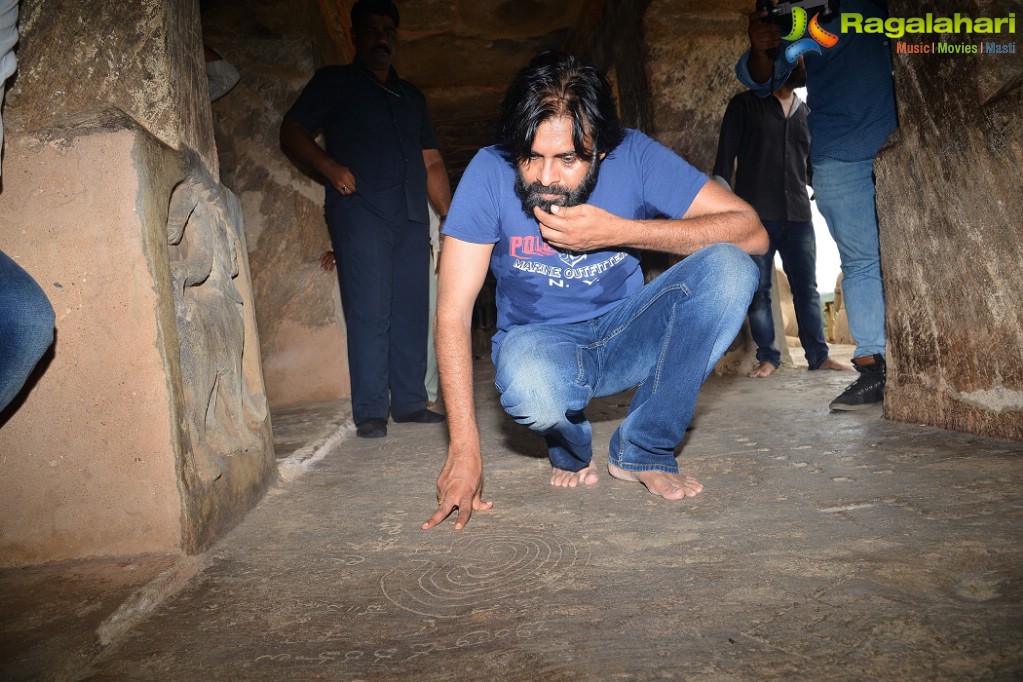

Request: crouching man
left=423, top=51, right=768, bottom=531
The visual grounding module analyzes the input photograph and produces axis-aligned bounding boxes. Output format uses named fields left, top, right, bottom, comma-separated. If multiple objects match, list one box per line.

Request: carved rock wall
left=0, top=0, right=276, bottom=565
left=582, top=0, right=656, bottom=132
left=877, top=0, right=1023, bottom=439
left=0, top=117, right=186, bottom=564
left=7, top=0, right=217, bottom=175
left=164, top=163, right=277, bottom=553
left=643, top=0, right=760, bottom=373
left=645, top=0, right=751, bottom=172
left=392, top=0, right=594, bottom=177
left=201, top=0, right=350, bottom=409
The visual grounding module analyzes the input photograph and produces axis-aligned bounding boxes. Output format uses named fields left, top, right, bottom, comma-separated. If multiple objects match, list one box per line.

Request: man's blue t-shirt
left=443, top=129, right=708, bottom=359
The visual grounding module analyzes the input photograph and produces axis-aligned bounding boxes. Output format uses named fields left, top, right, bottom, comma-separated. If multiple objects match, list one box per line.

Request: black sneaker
left=829, top=354, right=886, bottom=411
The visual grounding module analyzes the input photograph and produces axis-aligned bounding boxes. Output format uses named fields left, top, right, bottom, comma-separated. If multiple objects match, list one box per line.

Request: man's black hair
left=497, top=51, right=625, bottom=164
left=351, top=0, right=400, bottom=29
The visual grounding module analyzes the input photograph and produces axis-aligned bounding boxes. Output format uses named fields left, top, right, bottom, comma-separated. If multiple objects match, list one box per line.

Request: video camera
left=756, top=0, right=841, bottom=28
left=756, top=0, right=840, bottom=59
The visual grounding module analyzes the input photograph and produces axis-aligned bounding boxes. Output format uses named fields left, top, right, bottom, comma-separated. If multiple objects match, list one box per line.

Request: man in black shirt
left=713, top=60, right=850, bottom=378
left=281, top=0, right=451, bottom=437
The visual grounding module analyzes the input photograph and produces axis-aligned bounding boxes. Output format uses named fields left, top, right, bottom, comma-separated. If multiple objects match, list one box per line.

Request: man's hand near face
left=533, top=204, right=620, bottom=253
left=534, top=179, right=766, bottom=259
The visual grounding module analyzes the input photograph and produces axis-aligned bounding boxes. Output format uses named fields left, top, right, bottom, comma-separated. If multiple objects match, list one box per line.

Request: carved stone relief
left=166, top=172, right=269, bottom=488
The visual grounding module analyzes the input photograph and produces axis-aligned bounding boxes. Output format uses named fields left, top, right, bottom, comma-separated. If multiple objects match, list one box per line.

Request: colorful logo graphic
left=783, top=7, right=840, bottom=62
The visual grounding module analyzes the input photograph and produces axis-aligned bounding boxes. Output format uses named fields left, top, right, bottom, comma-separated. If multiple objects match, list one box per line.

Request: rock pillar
left=877, top=0, right=1022, bottom=440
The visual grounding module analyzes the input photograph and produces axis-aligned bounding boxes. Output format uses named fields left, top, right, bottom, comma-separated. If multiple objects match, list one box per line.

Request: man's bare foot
left=816, top=358, right=853, bottom=372
left=550, top=464, right=600, bottom=488
left=748, top=362, right=777, bottom=378
left=607, top=464, right=702, bottom=500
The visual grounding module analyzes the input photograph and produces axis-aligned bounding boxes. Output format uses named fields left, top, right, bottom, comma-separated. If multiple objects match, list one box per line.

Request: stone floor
left=2, top=349, right=1022, bottom=681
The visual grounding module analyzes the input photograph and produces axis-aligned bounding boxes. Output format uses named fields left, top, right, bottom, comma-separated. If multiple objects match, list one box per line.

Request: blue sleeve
left=442, top=149, right=504, bottom=245
left=630, top=132, right=708, bottom=219
left=735, top=49, right=793, bottom=98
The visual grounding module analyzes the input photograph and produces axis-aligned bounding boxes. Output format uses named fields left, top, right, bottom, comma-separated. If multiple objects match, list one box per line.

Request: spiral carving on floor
left=380, top=530, right=586, bottom=618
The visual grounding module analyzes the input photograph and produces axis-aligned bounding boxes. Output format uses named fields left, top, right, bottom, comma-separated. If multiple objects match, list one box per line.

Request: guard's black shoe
left=392, top=408, right=445, bottom=424
left=829, top=354, right=886, bottom=411
left=356, top=418, right=388, bottom=438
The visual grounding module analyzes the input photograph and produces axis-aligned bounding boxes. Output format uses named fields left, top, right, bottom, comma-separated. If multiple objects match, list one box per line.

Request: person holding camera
left=736, top=0, right=896, bottom=410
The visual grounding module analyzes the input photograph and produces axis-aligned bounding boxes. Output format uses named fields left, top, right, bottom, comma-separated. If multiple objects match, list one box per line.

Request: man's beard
left=514, top=155, right=602, bottom=215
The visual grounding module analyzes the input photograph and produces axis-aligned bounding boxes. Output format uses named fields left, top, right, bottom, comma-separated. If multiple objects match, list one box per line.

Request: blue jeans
left=748, top=219, right=831, bottom=369
left=0, top=250, right=55, bottom=412
left=494, top=244, right=757, bottom=474
left=811, top=157, right=886, bottom=359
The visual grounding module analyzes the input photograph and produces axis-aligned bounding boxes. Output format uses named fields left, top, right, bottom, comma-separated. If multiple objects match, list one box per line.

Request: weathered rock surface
left=877, top=0, right=1023, bottom=439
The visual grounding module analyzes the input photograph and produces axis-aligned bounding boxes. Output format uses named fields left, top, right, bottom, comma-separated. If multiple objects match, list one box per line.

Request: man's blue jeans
left=811, top=157, right=886, bottom=359
left=494, top=244, right=757, bottom=474
left=748, top=219, right=831, bottom=369
left=0, top=250, right=55, bottom=412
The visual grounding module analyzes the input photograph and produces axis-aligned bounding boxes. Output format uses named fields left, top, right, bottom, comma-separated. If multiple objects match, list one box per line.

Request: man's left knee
left=707, top=242, right=757, bottom=270
left=691, top=243, right=759, bottom=298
